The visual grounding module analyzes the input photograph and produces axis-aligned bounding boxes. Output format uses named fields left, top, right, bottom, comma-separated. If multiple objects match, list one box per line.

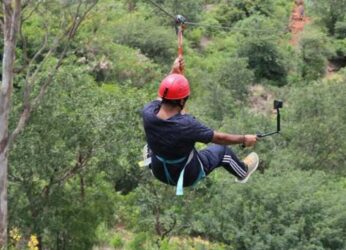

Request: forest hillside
left=1, top=0, right=346, bottom=249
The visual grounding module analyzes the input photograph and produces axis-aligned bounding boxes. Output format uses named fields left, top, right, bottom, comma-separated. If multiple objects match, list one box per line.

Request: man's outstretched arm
left=212, top=131, right=257, bottom=147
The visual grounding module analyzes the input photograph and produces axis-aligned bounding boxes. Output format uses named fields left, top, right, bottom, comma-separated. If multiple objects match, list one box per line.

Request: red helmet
left=158, top=74, right=190, bottom=100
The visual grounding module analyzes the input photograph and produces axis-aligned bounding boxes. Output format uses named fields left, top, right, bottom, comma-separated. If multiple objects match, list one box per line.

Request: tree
left=310, top=0, right=346, bottom=35
left=111, top=13, right=176, bottom=65
left=282, top=78, right=346, bottom=174
left=0, top=1, right=21, bottom=246
left=213, top=0, right=276, bottom=27
left=9, top=71, right=148, bottom=247
left=0, top=0, right=98, bottom=246
left=235, top=15, right=289, bottom=85
left=299, top=29, right=331, bottom=80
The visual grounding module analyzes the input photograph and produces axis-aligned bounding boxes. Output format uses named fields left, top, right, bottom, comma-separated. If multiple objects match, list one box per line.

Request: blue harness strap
left=192, top=155, right=206, bottom=186
left=155, top=150, right=205, bottom=196
left=155, top=155, right=186, bottom=185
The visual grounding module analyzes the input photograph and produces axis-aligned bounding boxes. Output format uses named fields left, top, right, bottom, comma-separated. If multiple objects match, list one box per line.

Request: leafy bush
left=110, top=234, right=124, bottom=249
left=331, top=39, right=346, bottom=58
left=235, top=16, right=289, bottom=84
left=299, top=28, right=331, bottom=80
left=238, top=39, right=288, bottom=84
left=79, top=41, right=161, bottom=86
left=191, top=168, right=346, bottom=249
left=213, top=4, right=246, bottom=27
left=211, top=0, right=291, bottom=28
left=281, top=79, right=346, bottom=174
left=216, top=57, right=254, bottom=100
left=310, top=0, right=346, bottom=35
left=158, top=0, right=205, bottom=24
left=335, top=21, right=346, bottom=39
left=111, top=13, right=176, bottom=65
left=9, top=61, right=150, bottom=248
left=6, top=1, right=346, bottom=250
left=130, top=167, right=346, bottom=249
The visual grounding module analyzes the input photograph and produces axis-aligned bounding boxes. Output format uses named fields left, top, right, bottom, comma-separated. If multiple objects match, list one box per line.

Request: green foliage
left=335, top=21, right=346, bottom=39
left=310, top=0, right=346, bottom=35
left=212, top=0, right=291, bottom=28
left=77, top=41, right=161, bottom=85
left=331, top=38, right=346, bottom=58
left=110, top=234, right=124, bottom=249
left=235, top=16, right=289, bottom=84
left=6, top=0, right=346, bottom=249
left=190, top=56, right=254, bottom=125
left=9, top=58, right=150, bottom=248
left=111, top=13, right=176, bottom=65
left=74, top=3, right=163, bottom=85
left=238, top=38, right=288, bottom=84
left=213, top=4, right=246, bottom=28
left=196, top=168, right=346, bottom=249
left=127, top=232, right=150, bottom=250
left=198, top=57, right=254, bottom=124
left=281, top=79, right=346, bottom=174
left=185, top=28, right=204, bottom=49
left=217, top=57, right=254, bottom=98
left=299, top=28, right=331, bottom=80
left=217, top=0, right=274, bottom=24
left=127, top=168, right=346, bottom=249
left=158, top=0, right=205, bottom=23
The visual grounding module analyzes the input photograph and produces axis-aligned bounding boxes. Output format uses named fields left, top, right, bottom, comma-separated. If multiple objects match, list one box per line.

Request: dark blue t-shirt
left=141, top=100, right=213, bottom=159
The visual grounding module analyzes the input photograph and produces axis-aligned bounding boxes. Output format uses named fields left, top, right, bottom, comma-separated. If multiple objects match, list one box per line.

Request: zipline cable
left=185, top=21, right=285, bottom=34
left=144, top=0, right=176, bottom=20
left=144, top=0, right=186, bottom=73
left=143, top=0, right=287, bottom=34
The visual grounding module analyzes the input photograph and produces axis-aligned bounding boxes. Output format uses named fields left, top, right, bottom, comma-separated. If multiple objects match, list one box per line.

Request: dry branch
left=9, top=0, right=99, bottom=147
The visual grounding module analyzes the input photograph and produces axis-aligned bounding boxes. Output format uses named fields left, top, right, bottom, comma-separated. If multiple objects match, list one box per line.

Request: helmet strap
left=162, top=88, right=169, bottom=99
left=179, top=96, right=189, bottom=110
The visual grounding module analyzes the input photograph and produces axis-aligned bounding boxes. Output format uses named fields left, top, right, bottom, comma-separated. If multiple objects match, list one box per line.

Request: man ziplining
left=140, top=56, right=259, bottom=195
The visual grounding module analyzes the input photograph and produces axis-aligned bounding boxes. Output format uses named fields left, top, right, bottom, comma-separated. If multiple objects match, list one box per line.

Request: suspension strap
left=155, top=155, right=186, bottom=185
left=175, top=15, right=186, bottom=73
left=140, top=146, right=206, bottom=195
left=156, top=150, right=194, bottom=195
left=192, top=156, right=206, bottom=186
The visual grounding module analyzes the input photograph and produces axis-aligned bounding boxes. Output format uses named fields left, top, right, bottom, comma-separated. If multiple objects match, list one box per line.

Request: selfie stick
left=256, top=100, right=283, bottom=138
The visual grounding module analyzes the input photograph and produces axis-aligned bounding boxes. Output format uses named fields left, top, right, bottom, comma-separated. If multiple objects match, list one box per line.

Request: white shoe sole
left=235, top=152, right=259, bottom=184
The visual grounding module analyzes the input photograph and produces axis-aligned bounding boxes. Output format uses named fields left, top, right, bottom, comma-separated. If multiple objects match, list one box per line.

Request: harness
left=156, top=150, right=205, bottom=195
left=139, top=147, right=205, bottom=195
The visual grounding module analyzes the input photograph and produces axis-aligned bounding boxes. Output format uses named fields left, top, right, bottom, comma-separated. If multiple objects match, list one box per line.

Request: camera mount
left=257, top=100, right=283, bottom=138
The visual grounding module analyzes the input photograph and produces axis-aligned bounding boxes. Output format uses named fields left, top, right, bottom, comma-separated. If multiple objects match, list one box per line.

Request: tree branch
left=39, top=147, right=94, bottom=200
left=21, top=0, right=40, bottom=22
left=18, top=15, right=29, bottom=65
left=161, top=217, right=177, bottom=240
left=9, top=0, right=99, bottom=146
left=31, top=0, right=99, bottom=109
left=0, top=19, right=4, bottom=35
left=56, top=148, right=94, bottom=186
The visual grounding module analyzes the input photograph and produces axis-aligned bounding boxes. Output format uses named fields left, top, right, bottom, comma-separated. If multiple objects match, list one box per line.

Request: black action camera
left=274, top=100, right=283, bottom=109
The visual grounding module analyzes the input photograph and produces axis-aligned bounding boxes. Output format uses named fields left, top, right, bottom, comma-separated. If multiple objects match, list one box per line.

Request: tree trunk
left=0, top=0, right=21, bottom=246
left=0, top=146, right=9, bottom=247
left=0, top=0, right=98, bottom=246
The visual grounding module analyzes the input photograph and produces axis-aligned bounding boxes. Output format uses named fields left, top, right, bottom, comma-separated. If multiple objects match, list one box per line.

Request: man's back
left=142, top=100, right=213, bottom=159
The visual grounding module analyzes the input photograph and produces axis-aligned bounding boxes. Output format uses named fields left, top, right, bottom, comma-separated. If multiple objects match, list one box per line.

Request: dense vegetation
left=2, top=0, right=346, bottom=249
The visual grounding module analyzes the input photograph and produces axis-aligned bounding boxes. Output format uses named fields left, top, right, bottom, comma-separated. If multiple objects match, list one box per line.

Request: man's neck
left=157, top=103, right=181, bottom=120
